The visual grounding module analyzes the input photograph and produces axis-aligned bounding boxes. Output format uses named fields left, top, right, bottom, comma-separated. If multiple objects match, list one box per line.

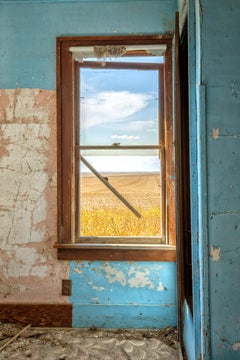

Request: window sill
left=54, top=243, right=176, bottom=261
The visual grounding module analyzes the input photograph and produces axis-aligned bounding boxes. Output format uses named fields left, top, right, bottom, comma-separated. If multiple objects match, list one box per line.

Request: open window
left=55, top=36, right=176, bottom=261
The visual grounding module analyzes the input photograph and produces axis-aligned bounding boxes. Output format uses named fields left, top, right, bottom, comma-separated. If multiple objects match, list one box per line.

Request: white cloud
left=111, top=134, right=140, bottom=140
left=81, top=91, right=152, bottom=128
left=128, top=120, right=156, bottom=131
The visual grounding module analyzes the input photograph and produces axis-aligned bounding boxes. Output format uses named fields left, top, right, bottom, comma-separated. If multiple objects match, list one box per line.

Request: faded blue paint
left=183, top=300, right=194, bottom=360
left=201, top=0, right=240, bottom=358
left=0, top=0, right=177, bottom=90
left=70, top=261, right=177, bottom=328
left=185, top=0, right=240, bottom=358
left=182, top=0, right=203, bottom=358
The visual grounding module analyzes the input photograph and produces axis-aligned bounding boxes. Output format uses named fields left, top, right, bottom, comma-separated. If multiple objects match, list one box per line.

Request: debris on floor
left=0, top=322, right=181, bottom=359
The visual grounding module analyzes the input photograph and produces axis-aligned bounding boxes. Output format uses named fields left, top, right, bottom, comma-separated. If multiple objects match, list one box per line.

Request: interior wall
left=199, top=0, right=240, bottom=358
left=0, top=0, right=178, bottom=328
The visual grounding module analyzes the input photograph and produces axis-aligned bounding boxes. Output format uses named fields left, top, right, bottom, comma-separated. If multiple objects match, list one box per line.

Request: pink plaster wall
left=0, top=89, right=69, bottom=303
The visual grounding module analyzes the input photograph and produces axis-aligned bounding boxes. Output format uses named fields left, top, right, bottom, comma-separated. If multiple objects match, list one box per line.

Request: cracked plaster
left=0, top=88, right=69, bottom=303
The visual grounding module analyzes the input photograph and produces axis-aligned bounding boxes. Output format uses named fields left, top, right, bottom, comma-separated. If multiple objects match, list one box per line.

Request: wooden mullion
left=164, top=42, right=175, bottom=245
left=58, top=35, right=173, bottom=47
left=78, top=145, right=162, bottom=150
left=79, top=62, right=163, bottom=71
left=74, top=63, right=80, bottom=241
left=60, top=41, right=75, bottom=243
left=56, top=38, right=63, bottom=242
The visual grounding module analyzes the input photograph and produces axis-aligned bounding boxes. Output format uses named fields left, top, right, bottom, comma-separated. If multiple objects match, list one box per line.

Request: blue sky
left=79, top=63, right=161, bottom=172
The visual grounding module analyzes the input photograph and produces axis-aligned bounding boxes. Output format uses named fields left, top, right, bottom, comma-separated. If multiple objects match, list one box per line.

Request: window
left=56, top=36, right=176, bottom=261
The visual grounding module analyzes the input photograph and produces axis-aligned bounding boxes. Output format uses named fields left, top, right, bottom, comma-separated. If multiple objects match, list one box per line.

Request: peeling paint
left=211, top=128, right=219, bottom=140
left=5, top=248, right=48, bottom=278
left=104, top=263, right=127, bottom=286
left=74, top=267, right=83, bottom=274
left=210, top=245, right=221, bottom=262
left=233, top=343, right=240, bottom=351
left=128, top=268, right=154, bottom=289
left=157, top=282, right=165, bottom=292
left=91, top=298, right=99, bottom=303
left=0, top=88, right=69, bottom=303
left=230, top=80, right=239, bottom=98
left=91, top=285, right=105, bottom=292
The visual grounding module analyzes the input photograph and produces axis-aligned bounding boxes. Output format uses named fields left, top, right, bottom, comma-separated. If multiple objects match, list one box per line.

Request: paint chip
left=157, top=282, right=165, bottom=292
left=91, top=285, right=105, bottom=292
left=104, top=264, right=126, bottom=286
left=128, top=270, right=154, bottom=289
left=211, top=128, right=219, bottom=140
left=210, top=246, right=221, bottom=261
left=233, top=342, right=240, bottom=351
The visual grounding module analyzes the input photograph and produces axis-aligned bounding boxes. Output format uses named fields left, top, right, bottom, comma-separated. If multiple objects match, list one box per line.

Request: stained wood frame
left=55, top=35, right=175, bottom=261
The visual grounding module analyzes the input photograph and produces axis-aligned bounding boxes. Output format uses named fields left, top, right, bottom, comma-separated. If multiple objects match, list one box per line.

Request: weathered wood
left=58, top=34, right=175, bottom=249
left=0, top=304, right=72, bottom=327
left=0, top=324, right=31, bottom=352
left=164, top=41, right=175, bottom=245
left=78, top=145, right=162, bottom=150
left=57, top=247, right=176, bottom=261
left=76, top=236, right=164, bottom=244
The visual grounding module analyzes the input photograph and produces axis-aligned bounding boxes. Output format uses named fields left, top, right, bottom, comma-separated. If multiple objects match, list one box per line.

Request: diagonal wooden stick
left=80, top=155, right=141, bottom=218
left=0, top=324, right=31, bottom=352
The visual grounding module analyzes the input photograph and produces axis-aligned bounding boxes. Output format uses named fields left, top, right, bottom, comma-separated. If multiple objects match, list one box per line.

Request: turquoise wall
left=0, top=0, right=177, bottom=90
left=201, top=1, right=240, bottom=358
left=0, top=0, right=177, bottom=329
left=190, top=0, right=240, bottom=358
left=70, top=261, right=176, bottom=328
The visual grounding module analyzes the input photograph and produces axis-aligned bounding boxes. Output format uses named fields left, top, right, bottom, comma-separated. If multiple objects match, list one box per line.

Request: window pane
left=78, top=65, right=162, bottom=241
left=80, top=68, right=160, bottom=147
left=79, top=153, right=162, bottom=239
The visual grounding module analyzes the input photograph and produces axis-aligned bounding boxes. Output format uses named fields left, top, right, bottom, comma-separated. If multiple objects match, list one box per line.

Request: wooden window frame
left=55, top=35, right=176, bottom=261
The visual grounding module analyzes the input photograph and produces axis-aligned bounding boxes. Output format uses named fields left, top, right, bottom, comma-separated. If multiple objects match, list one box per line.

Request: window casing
left=55, top=36, right=176, bottom=261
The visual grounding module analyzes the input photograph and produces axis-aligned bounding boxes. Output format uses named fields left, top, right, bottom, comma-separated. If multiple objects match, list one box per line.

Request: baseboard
left=0, top=303, right=72, bottom=327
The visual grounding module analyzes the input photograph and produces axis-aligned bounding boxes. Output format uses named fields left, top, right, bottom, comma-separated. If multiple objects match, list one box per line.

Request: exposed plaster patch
left=211, top=128, right=220, bottom=140
left=4, top=89, right=54, bottom=123
left=6, top=248, right=48, bottom=278
left=0, top=90, right=55, bottom=247
left=128, top=268, right=154, bottom=289
left=210, top=245, right=221, bottom=262
left=230, top=80, right=239, bottom=98
left=74, top=261, right=85, bottom=272
left=233, top=342, right=240, bottom=351
left=91, top=285, right=105, bottom=292
left=92, top=298, right=99, bottom=303
left=0, top=89, right=69, bottom=303
left=157, top=282, right=165, bottom=292
left=104, top=263, right=127, bottom=286
left=74, top=267, right=83, bottom=274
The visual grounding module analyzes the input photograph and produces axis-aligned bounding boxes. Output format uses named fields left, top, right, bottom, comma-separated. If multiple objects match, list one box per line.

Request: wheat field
left=80, top=173, right=162, bottom=237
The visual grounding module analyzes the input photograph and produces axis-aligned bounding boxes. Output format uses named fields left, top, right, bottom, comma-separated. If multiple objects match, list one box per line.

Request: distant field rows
left=80, top=173, right=161, bottom=209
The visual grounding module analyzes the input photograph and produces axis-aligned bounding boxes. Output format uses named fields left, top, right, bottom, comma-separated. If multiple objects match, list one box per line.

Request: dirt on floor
left=0, top=322, right=180, bottom=360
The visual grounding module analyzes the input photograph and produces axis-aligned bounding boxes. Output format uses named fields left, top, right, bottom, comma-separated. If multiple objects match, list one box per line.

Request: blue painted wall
left=186, top=0, right=240, bottom=358
left=70, top=261, right=176, bottom=328
left=0, top=0, right=177, bottom=329
left=0, top=0, right=177, bottom=90
left=201, top=1, right=240, bottom=358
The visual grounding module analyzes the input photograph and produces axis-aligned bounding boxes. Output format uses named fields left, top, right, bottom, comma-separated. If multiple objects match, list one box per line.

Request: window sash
left=75, top=62, right=165, bottom=244
left=56, top=35, right=175, bottom=261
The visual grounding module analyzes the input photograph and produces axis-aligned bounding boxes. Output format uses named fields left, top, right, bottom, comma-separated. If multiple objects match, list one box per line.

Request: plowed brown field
left=80, top=173, right=161, bottom=209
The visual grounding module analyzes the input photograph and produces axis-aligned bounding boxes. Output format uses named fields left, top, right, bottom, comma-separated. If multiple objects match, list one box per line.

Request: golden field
left=80, top=173, right=162, bottom=237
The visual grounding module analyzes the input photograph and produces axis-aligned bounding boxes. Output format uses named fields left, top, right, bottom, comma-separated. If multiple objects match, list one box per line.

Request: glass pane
left=79, top=153, right=162, bottom=238
left=80, top=68, right=160, bottom=147
left=78, top=65, right=162, bottom=240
